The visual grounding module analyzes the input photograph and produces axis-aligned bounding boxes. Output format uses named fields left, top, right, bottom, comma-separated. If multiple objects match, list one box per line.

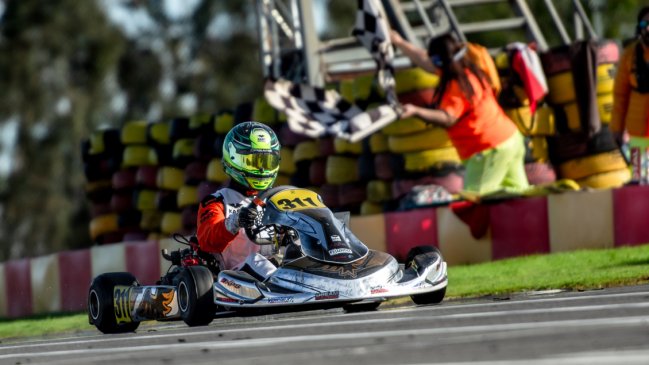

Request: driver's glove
left=238, top=206, right=259, bottom=229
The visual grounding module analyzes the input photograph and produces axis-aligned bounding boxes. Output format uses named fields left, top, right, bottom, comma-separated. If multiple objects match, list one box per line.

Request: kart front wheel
left=411, top=287, right=446, bottom=305
left=88, top=272, right=141, bottom=334
left=175, top=266, right=215, bottom=327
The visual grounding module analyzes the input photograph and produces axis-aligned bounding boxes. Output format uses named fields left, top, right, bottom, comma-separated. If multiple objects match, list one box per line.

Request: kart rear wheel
left=343, top=301, right=381, bottom=313
left=175, top=266, right=215, bottom=327
left=411, top=287, right=446, bottom=305
left=88, top=272, right=141, bottom=334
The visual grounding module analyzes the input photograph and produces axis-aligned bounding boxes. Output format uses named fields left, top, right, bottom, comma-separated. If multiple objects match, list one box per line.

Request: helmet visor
left=235, top=150, right=280, bottom=174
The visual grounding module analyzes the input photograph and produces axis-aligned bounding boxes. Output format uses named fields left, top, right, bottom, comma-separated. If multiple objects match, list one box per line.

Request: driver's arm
left=197, top=196, right=237, bottom=253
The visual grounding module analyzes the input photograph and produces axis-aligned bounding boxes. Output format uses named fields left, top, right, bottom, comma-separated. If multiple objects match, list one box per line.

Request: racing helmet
left=222, top=121, right=281, bottom=191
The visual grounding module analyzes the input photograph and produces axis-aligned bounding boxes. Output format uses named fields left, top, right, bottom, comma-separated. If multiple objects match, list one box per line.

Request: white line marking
left=1, top=315, right=648, bottom=360
left=2, top=299, right=649, bottom=351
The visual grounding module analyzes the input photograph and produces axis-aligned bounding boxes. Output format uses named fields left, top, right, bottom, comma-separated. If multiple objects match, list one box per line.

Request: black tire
left=411, top=287, right=446, bottom=305
left=343, top=301, right=381, bottom=313
left=405, top=245, right=439, bottom=269
left=174, top=266, right=215, bottom=327
left=88, top=272, right=140, bottom=334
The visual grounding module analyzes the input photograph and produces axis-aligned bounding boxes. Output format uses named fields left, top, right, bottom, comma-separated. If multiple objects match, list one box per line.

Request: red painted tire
left=197, top=181, right=222, bottom=202
left=185, top=161, right=207, bottom=185
left=110, top=191, right=134, bottom=213
left=524, top=162, right=557, bottom=185
left=112, top=168, right=137, bottom=191
left=338, top=182, right=367, bottom=206
left=398, top=88, right=434, bottom=107
left=319, top=184, right=341, bottom=209
left=135, top=166, right=158, bottom=189
left=309, top=158, right=327, bottom=186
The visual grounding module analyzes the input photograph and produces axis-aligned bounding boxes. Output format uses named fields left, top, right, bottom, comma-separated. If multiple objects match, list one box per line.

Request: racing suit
left=196, top=186, right=277, bottom=279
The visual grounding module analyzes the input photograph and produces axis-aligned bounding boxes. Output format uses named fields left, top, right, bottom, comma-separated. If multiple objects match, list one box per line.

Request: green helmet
left=222, top=121, right=281, bottom=191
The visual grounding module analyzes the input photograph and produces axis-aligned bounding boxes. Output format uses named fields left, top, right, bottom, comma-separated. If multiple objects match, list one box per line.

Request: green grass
left=2, top=244, right=649, bottom=340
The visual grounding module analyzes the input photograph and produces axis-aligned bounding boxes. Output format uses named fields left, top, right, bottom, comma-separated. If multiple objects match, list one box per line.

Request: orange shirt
left=440, top=70, right=518, bottom=160
left=196, top=198, right=236, bottom=253
left=611, top=40, right=649, bottom=136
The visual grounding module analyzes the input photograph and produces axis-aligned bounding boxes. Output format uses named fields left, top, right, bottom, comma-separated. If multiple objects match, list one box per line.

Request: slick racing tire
left=406, top=246, right=446, bottom=305
left=174, top=266, right=216, bottom=327
left=343, top=301, right=381, bottom=313
left=411, top=287, right=446, bottom=306
left=88, top=272, right=141, bottom=334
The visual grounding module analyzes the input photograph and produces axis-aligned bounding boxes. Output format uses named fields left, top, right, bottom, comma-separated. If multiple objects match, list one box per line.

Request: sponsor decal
left=330, top=235, right=342, bottom=242
left=220, top=277, right=241, bottom=289
left=266, top=296, right=294, bottom=304
left=370, top=287, right=389, bottom=294
left=216, top=295, right=239, bottom=303
left=315, top=291, right=339, bottom=300
left=132, top=287, right=176, bottom=320
left=328, top=248, right=352, bottom=256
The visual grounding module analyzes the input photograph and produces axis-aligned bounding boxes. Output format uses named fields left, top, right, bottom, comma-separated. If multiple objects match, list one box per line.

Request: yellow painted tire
left=366, top=180, right=393, bottom=203
left=157, top=166, right=185, bottom=191
left=140, top=210, right=162, bottom=231
left=252, top=97, right=278, bottom=125
left=177, top=185, right=199, bottom=208
left=403, top=147, right=461, bottom=172
left=215, top=111, right=234, bottom=135
left=134, top=189, right=157, bottom=211
left=368, top=132, right=389, bottom=153
left=339, top=79, right=355, bottom=103
left=547, top=71, right=574, bottom=105
left=547, top=64, right=616, bottom=105
left=559, top=150, right=628, bottom=180
left=598, top=93, right=613, bottom=124
left=121, top=120, right=148, bottom=145
left=88, top=129, right=121, bottom=155
left=326, top=156, right=359, bottom=184
left=173, top=138, right=195, bottom=163
left=360, top=201, right=384, bottom=216
left=576, top=168, right=631, bottom=189
left=388, top=128, right=452, bottom=153
left=280, top=148, right=296, bottom=176
left=381, top=117, right=429, bottom=136
left=122, top=145, right=157, bottom=167
left=393, top=67, right=439, bottom=94
left=189, top=113, right=213, bottom=132
left=206, top=159, right=229, bottom=183
left=161, top=212, right=182, bottom=235
left=274, top=174, right=291, bottom=186
left=89, top=214, right=119, bottom=241
left=334, top=138, right=363, bottom=155
left=353, top=74, right=375, bottom=101
left=293, top=140, right=319, bottom=163
left=148, top=122, right=171, bottom=145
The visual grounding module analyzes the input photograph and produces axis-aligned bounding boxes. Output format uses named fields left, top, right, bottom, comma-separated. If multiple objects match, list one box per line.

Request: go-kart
left=87, top=186, right=448, bottom=334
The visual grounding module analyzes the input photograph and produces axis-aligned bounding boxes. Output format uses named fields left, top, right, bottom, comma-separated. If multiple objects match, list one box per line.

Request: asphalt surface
left=1, top=285, right=649, bottom=365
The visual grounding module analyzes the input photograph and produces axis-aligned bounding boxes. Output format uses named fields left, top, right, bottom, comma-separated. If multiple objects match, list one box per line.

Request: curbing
left=1, top=185, right=649, bottom=318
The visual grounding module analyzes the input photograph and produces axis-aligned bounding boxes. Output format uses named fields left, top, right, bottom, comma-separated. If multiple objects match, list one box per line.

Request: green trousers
left=463, top=131, right=530, bottom=195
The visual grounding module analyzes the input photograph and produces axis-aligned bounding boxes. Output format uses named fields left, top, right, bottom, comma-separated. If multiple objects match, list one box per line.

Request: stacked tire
left=495, top=51, right=557, bottom=186
left=541, top=41, right=630, bottom=189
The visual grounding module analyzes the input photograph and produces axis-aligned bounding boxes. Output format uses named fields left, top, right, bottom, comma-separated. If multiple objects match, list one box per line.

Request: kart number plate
left=270, top=189, right=325, bottom=211
left=113, top=286, right=132, bottom=324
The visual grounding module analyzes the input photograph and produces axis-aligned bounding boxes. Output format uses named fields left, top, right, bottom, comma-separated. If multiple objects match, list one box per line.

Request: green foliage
left=448, top=244, right=649, bottom=297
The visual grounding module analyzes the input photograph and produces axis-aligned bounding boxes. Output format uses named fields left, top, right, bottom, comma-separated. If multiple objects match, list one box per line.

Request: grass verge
left=2, top=244, right=649, bottom=340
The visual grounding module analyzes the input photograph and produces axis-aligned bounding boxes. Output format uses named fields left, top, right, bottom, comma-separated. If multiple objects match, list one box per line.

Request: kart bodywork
left=88, top=186, right=448, bottom=333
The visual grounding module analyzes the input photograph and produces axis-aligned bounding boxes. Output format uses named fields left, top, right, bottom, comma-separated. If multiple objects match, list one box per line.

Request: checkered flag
left=352, top=0, right=397, bottom=107
left=265, top=79, right=398, bottom=143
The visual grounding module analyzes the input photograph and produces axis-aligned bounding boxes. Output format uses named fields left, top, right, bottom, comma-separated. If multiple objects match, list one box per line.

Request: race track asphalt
left=1, top=284, right=649, bottom=365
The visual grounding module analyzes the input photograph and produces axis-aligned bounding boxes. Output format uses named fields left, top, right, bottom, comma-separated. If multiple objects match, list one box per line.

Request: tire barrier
left=393, top=67, right=440, bottom=95
left=10, top=184, right=649, bottom=318
left=368, top=132, right=389, bottom=154
left=387, top=127, right=453, bottom=153
left=122, top=145, right=158, bottom=167
left=206, top=159, right=228, bottom=183
left=381, top=117, right=429, bottom=136
left=558, top=150, right=628, bottom=181
left=524, top=162, right=557, bottom=186
left=325, top=155, right=359, bottom=185
left=575, top=167, right=631, bottom=189
left=403, top=147, right=461, bottom=173
left=136, top=166, right=158, bottom=189
left=157, top=166, right=184, bottom=191
left=121, top=121, right=149, bottom=145
left=334, top=137, right=363, bottom=155
left=177, top=185, right=199, bottom=209
left=184, top=161, right=207, bottom=185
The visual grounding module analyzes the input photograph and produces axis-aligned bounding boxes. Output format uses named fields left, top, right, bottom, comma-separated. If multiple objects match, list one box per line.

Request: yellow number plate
left=113, top=286, right=132, bottom=324
left=269, top=189, right=325, bottom=211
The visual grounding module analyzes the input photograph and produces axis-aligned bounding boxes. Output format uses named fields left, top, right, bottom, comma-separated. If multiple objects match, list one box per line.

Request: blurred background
left=0, top=0, right=643, bottom=261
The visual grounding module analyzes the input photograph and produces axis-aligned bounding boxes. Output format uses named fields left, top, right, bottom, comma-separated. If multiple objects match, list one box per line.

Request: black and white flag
left=264, top=79, right=398, bottom=143
left=264, top=0, right=401, bottom=142
left=352, top=0, right=397, bottom=107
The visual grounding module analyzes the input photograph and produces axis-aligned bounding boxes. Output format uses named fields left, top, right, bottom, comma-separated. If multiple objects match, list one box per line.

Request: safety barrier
left=2, top=184, right=649, bottom=319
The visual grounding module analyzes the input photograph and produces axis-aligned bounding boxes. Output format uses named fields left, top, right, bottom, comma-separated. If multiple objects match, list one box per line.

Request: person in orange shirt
left=196, top=121, right=281, bottom=279
left=611, top=6, right=649, bottom=183
left=392, top=32, right=529, bottom=195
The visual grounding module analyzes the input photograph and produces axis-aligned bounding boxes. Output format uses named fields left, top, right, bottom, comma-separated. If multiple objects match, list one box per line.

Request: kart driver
left=196, top=121, right=281, bottom=279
